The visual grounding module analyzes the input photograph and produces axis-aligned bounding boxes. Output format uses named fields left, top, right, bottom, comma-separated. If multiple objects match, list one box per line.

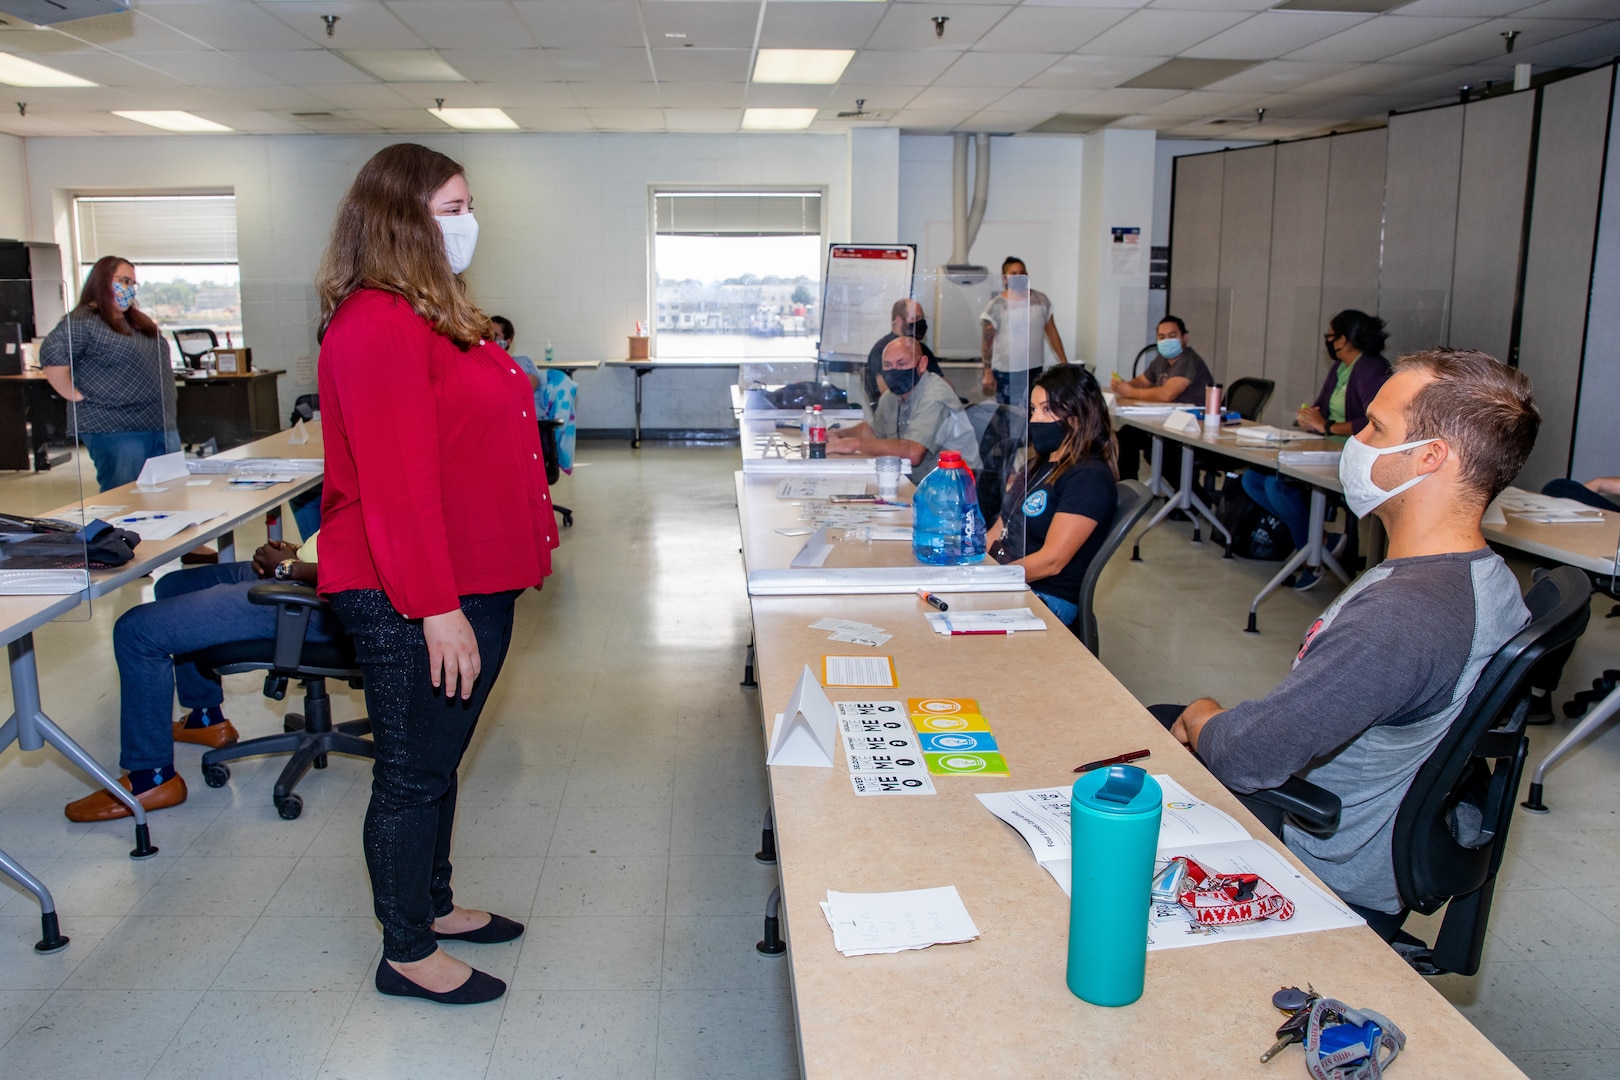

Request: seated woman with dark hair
left=986, top=365, right=1119, bottom=627
left=1242, top=308, right=1392, bottom=591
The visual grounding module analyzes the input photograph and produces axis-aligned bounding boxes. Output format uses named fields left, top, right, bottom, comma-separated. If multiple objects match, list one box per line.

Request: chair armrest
left=1243, top=776, right=1342, bottom=835
left=246, top=581, right=330, bottom=611
left=246, top=582, right=325, bottom=671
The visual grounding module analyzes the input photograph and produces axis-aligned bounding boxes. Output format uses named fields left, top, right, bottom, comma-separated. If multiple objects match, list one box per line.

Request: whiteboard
left=818, top=244, right=916, bottom=360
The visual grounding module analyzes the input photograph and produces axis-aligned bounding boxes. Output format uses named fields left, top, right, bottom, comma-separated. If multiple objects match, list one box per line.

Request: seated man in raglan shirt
left=828, top=336, right=981, bottom=479
left=1156, top=349, right=1540, bottom=934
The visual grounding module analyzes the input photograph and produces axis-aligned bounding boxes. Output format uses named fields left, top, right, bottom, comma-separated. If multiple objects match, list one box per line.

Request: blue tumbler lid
left=1072, top=765, right=1162, bottom=816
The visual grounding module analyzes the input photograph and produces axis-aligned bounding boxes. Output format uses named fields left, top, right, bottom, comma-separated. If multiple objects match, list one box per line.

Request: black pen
left=1073, top=748, right=1151, bottom=773
left=917, top=588, right=948, bottom=611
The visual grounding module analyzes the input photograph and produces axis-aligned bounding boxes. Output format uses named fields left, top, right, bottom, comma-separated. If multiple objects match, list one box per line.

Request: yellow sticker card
left=910, top=711, right=992, bottom=734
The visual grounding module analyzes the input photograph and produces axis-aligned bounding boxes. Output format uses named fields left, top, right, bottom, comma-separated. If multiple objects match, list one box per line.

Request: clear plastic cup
left=875, top=456, right=902, bottom=499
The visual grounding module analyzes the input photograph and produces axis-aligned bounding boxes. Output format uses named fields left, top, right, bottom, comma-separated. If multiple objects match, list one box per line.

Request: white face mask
left=435, top=212, right=479, bottom=274
left=1338, top=433, right=1437, bottom=517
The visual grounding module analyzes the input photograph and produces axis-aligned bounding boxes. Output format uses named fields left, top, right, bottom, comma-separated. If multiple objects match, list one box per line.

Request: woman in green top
left=1241, top=309, right=1392, bottom=589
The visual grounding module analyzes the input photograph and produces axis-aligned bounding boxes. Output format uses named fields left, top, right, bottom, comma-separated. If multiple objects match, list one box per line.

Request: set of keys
left=1262, top=985, right=1320, bottom=1063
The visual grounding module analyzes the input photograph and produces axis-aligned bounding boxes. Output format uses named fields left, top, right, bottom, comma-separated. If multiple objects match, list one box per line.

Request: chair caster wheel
left=276, top=794, right=303, bottom=820
left=202, top=763, right=230, bottom=788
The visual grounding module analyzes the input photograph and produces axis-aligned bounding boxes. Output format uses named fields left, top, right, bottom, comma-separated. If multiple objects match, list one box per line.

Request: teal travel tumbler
left=1067, top=765, right=1163, bottom=1007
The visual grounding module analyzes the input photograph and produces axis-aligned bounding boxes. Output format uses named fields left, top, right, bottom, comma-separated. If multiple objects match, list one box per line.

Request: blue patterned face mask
left=112, top=281, right=137, bottom=311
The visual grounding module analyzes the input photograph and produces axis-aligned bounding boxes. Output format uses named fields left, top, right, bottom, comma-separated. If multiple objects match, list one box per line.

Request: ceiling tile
left=893, top=108, right=978, bottom=132
left=438, top=49, right=565, bottom=84
left=34, top=51, right=186, bottom=88
left=568, top=82, right=663, bottom=108
left=1080, top=10, right=1254, bottom=55
left=1121, top=58, right=1259, bottom=88
left=279, top=113, right=385, bottom=133
left=511, top=1, right=646, bottom=48
left=544, top=47, right=654, bottom=82
left=471, top=83, right=582, bottom=108
left=1142, top=89, right=1265, bottom=116
left=839, top=50, right=959, bottom=85
left=350, top=108, right=440, bottom=131
left=1286, top=15, right=1487, bottom=62
left=824, top=84, right=923, bottom=111
left=0, top=113, right=103, bottom=136
left=119, top=51, right=282, bottom=87
left=971, top=7, right=1135, bottom=53
left=759, top=2, right=888, bottom=50
left=744, top=84, right=836, bottom=108
left=235, top=49, right=376, bottom=84
left=650, top=48, right=752, bottom=83
left=1508, top=21, right=1620, bottom=67
left=386, top=1, right=540, bottom=49
left=663, top=107, right=743, bottom=131
left=905, top=83, right=1007, bottom=110
left=301, top=83, right=415, bottom=108
left=937, top=51, right=1062, bottom=87
left=1200, top=59, right=1359, bottom=91
left=1024, top=53, right=1164, bottom=88
left=641, top=1, right=762, bottom=50
left=985, top=86, right=1100, bottom=111
left=195, top=84, right=335, bottom=111
left=1391, top=0, right=1525, bottom=15
left=51, top=10, right=211, bottom=52
left=1387, top=17, right=1603, bottom=65
left=1181, top=11, right=1373, bottom=58
left=196, top=109, right=310, bottom=134
left=1512, top=0, right=1620, bottom=16
left=659, top=81, right=746, bottom=107
left=256, top=2, right=429, bottom=50
left=383, top=82, right=511, bottom=107
left=500, top=107, right=594, bottom=131
left=1073, top=86, right=1187, bottom=111
left=0, top=28, right=85, bottom=55
left=0, top=85, right=139, bottom=109
left=137, top=2, right=318, bottom=51
left=957, top=110, right=1051, bottom=132
left=1144, top=0, right=1273, bottom=10
left=865, top=5, right=1019, bottom=54
left=582, top=107, right=666, bottom=131
left=1290, top=61, right=1447, bottom=95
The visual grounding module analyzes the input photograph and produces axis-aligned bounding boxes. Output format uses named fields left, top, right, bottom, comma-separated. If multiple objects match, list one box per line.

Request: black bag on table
left=767, top=382, right=849, bottom=410
left=0, top=513, right=141, bottom=568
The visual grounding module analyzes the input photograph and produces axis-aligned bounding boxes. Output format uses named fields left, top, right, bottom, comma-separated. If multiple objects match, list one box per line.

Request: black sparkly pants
left=329, top=588, right=520, bottom=963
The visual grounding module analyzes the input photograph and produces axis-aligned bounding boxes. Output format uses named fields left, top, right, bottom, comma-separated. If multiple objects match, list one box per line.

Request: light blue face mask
left=112, top=281, right=137, bottom=312
left=1156, top=337, right=1183, bottom=360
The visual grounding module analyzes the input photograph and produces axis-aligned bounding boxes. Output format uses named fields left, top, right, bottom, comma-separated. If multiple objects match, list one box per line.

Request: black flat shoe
left=434, top=912, right=524, bottom=944
left=375, top=957, right=506, bottom=1004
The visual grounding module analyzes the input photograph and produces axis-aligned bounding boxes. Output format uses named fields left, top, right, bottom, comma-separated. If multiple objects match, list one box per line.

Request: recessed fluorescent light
left=742, top=108, right=817, bottom=131
left=430, top=107, right=518, bottom=131
left=0, top=53, right=96, bottom=88
left=753, top=49, right=853, bottom=85
left=343, top=50, right=465, bottom=82
left=112, top=111, right=233, bottom=133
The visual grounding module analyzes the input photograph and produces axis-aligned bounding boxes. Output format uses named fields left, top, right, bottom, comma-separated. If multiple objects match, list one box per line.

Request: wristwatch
left=274, top=558, right=297, bottom=581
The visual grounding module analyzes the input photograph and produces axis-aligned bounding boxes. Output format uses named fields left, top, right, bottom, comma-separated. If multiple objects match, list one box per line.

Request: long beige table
left=1, top=424, right=324, bottom=953
left=751, top=590, right=1524, bottom=1078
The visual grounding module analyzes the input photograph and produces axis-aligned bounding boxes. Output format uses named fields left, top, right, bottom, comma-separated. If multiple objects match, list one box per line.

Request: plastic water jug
left=1067, top=765, right=1162, bottom=1007
left=911, top=451, right=986, bottom=566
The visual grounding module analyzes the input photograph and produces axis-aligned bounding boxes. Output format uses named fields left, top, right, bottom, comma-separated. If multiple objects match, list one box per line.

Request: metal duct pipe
left=966, top=133, right=990, bottom=252
left=951, top=132, right=969, bottom=265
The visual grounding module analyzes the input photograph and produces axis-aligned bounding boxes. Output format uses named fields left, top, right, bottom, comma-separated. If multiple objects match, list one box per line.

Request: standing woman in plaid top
left=315, top=143, right=557, bottom=1005
left=40, top=256, right=179, bottom=491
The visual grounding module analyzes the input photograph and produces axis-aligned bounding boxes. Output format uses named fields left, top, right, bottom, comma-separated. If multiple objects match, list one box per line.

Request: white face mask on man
left=1337, top=433, right=1438, bottom=516
left=435, top=213, right=479, bottom=274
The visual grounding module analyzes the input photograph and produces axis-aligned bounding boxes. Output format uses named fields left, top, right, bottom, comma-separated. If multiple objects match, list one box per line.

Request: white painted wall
left=22, top=131, right=852, bottom=432
left=1077, top=129, right=1157, bottom=379
left=0, top=134, right=28, bottom=242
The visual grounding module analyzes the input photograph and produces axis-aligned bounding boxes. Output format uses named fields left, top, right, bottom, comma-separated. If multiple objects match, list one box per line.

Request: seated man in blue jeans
left=64, top=534, right=329, bottom=822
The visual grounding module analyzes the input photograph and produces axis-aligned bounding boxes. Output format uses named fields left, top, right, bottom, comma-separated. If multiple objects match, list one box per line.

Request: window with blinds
left=651, top=189, right=825, bottom=361
left=73, top=194, right=242, bottom=343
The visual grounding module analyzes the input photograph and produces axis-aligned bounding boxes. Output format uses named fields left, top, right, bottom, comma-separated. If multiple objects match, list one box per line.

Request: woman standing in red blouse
left=315, top=143, right=557, bottom=1005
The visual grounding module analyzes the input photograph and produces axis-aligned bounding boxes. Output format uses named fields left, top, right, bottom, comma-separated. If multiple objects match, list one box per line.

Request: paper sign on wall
left=766, top=665, right=839, bottom=767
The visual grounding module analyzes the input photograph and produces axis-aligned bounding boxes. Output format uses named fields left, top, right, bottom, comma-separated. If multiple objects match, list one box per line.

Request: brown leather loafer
left=172, top=718, right=239, bottom=748
left=64, top=774, right=187, bottom=823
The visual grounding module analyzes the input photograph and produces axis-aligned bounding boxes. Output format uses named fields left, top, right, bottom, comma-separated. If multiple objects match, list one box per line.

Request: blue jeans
left=1033, top=590, right=1079, bottom=626
left=994, top=368, right=1041, bottom=410
left=82, top=429, right=178, bottom=492
left=113, top=562, right=334, bottom=771
left=1241, top=470, right=1308, bottom=553
left=289, top=485, right=323, bottom=541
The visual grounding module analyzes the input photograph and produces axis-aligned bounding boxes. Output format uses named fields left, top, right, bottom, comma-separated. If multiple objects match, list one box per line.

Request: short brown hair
left=316, top=143, right=490, bottom=348
left=1396, top=348, right=1539, bottom=505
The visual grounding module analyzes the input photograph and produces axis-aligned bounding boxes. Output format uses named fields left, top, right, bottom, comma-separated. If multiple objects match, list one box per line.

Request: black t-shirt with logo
left=997, top=456, right=1118, bottom=604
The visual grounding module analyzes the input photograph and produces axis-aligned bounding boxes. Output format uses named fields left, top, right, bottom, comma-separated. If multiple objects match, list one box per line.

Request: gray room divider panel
left=1168, top=150, right=1225, bottom=380
left=1321, top=128, right=1385, bottom=314
left=1264, top=138, right=1330, bottom=427
left=1448, top=92, right=1536, bottom=364
left=1213, top=145, right=1275, bottom=387
left=1570, top=66, right=1620, bottom=484
left=1381, top=107, right=1465, bottom=357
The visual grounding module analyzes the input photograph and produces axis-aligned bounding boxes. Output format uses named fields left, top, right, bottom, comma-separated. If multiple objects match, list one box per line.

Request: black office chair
left=288, top=392, right=317, bottom=426
left=189, top=582, right=372, bottom=820
left=171, top=328, right=217, bottom=371
left=1242, top=565, right=1592, bottom=976
left=1075, top=480, right=1154, bottom=656
left=539, top=420, right=573, bottom=528
left=1223, top=377, right=1274, bottom=422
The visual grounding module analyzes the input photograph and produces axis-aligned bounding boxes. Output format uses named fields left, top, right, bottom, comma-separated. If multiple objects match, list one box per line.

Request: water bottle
left=911, top=451, right=986, bottom=566
left=545, top=340, right=554, bottom=364
left=801, top=406, right=814, bottom=459
left=808, top=405, right=827, bottom=459
left=1067, top=766, right=1163, bottom=1007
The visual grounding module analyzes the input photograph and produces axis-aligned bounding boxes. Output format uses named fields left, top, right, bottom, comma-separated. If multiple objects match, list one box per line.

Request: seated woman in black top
left=986, top=365, right=1119, bottom=627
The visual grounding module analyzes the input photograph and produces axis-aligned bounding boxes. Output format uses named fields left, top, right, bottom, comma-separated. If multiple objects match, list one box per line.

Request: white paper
left=1232, top=425, right=1317, bottom=444
left=821, top=886, right=980, bottom=956
left=109, top=509, right=225, bottom=541
left=836, top=701, right=935, bottom=797
left=288, top=418, right=310, bottom=445
left=811, top=618, right=884, bottom=634
left=135, top=451, right=190, bottom=486
left=823, top=655, right=896, bottom=687
left=829, top=629, right=892, bottom=647
left=50, top=505, right=127, bottom=526
left=926, top=608, right=1046, bottom=635
left=185, top=478, right=213, bottom=487
left=776, top=477, right=865, bottom=499
left=868, top=526, right=912, bottom=541
left=1145, top=840, right=1362, bottom=950
left=765, top=666, right=838, bottom=767
left=776, top=527, right=813, bottom=536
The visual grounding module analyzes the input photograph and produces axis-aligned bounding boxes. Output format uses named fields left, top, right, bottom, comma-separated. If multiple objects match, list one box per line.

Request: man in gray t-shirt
left=828, top=337, right=980, bottom=478
left=1164, top=349, right=1541, bottom=920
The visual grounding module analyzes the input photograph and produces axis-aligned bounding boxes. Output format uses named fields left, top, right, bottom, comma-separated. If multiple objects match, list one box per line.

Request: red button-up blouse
left=317, top=289, right=557, bottom=618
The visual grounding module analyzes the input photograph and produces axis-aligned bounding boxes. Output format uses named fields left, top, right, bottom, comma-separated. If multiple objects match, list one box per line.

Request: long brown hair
left=76, top=255, right=158, bottom=338
left=1032, top=365, right=1117, bottom=483
left=315, top=143, right=490, bottom=348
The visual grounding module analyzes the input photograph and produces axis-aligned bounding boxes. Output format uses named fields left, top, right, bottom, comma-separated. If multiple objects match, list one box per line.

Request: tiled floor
left=2, top=442, right=1618, bottom=1079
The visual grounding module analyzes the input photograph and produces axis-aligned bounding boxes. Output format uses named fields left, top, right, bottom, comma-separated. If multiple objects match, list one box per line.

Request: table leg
left=0, top=847, right=69, bottom=953
left=1243, top=487, right=1347, bottom=634
left=217, top=529, right=236, bottom=563
left=266, top=505, right=282, bottom=543
left=1521, top=685, right=1620, bottom=813
left=1133, top=443, right=1232, bottom=560
left=5, top=634, right=157, bottom=859
left=631, top=367, right=650, bottom=449
left=757, top=883, right=786, bottom=956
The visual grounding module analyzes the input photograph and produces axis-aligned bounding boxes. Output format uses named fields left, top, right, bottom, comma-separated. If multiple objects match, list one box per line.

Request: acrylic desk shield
left=767, top=665, right=838, bottom=767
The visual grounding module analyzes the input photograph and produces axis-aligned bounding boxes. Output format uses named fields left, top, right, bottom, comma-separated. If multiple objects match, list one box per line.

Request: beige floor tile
left=149, top=989, right=352, bottom=1080
left=213, top=917, right=380, bottom=992
left=486, top=990, right=658, bottom=1080
left=0, top=988, right=204, bottom=1076
left=533, top=856, right=669, bottom=917
left=62, top=914, right=255, bottom=990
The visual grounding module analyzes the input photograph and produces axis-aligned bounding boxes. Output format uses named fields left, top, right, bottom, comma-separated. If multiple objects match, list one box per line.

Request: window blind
left=654, top=191, right=821, bottom=237
left=76, top=195, right=239, bottom=265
